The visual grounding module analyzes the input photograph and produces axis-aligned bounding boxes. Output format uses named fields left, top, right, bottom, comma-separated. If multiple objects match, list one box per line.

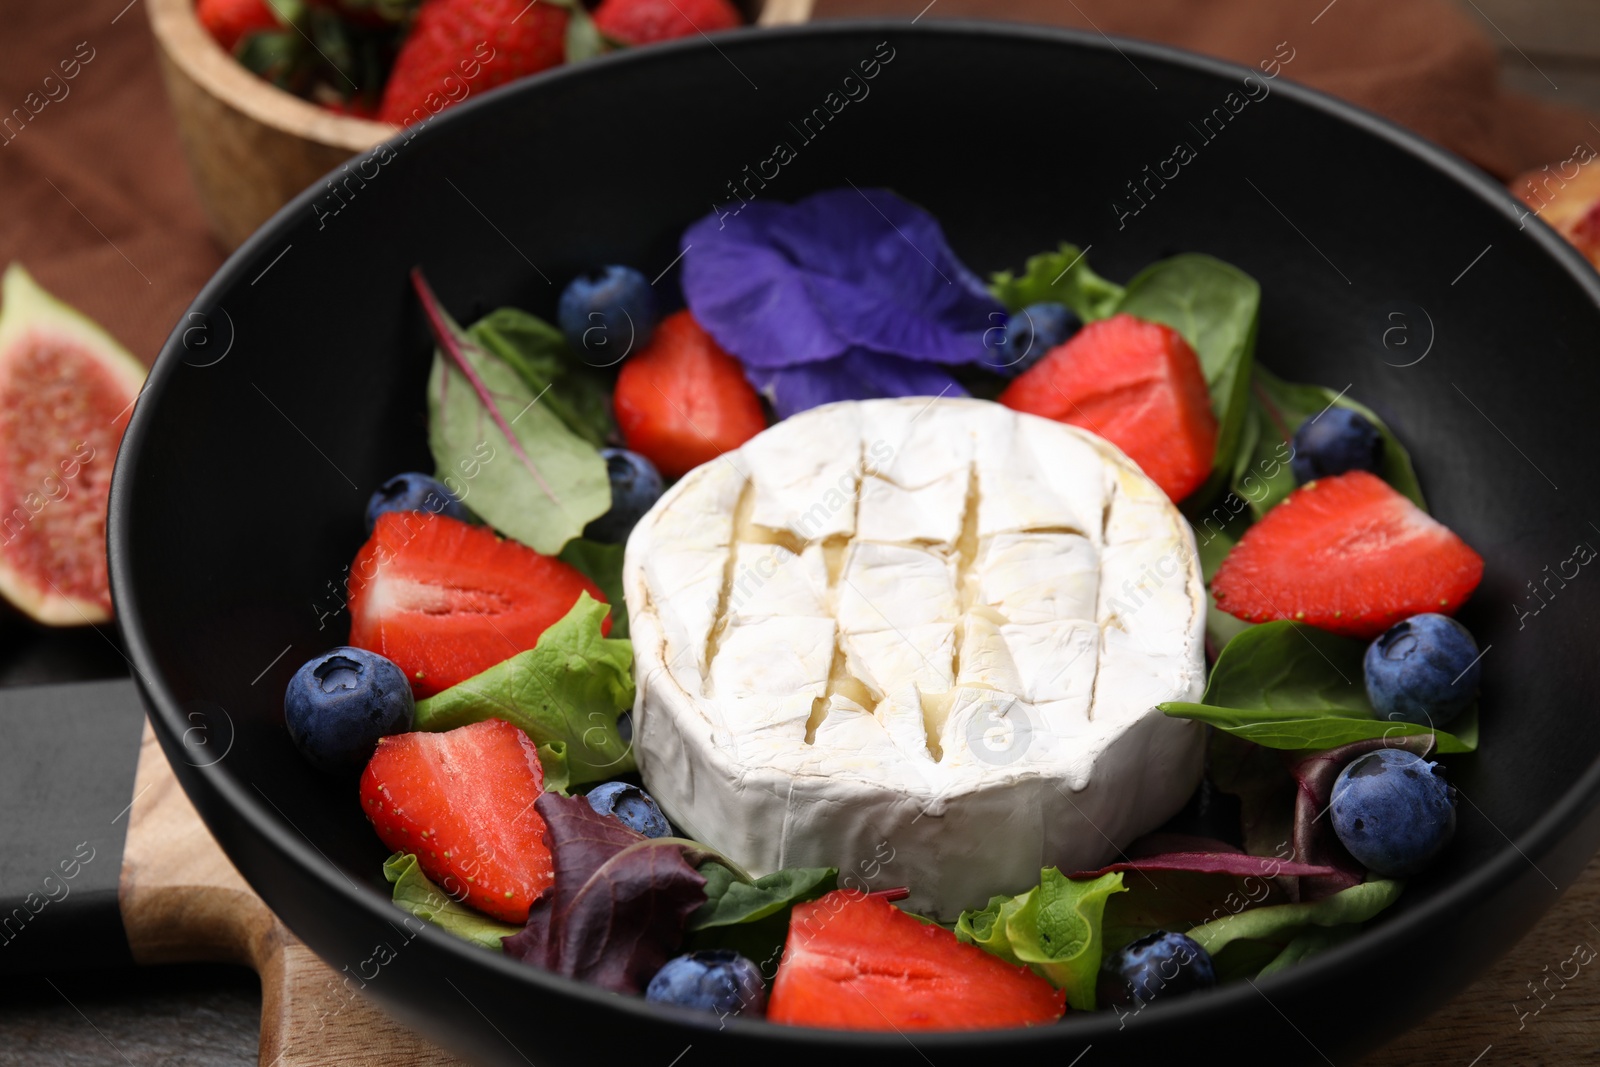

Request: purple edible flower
left=681, top=187, right=1005, bottom=418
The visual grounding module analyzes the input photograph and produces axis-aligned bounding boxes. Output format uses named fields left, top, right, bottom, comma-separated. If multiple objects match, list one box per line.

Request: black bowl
left=110, top=21, right=1600, bottom=1066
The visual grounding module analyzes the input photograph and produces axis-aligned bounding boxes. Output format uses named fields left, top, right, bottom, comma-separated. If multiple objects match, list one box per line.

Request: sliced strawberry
left=347, top=512, right=607, bottom=698
left=361, top=719, right=552, bottom=923
left=768, top=890, right=1065, bottom=1031
left=197, top=0, right=281, bottom=53
left=613, top=309, right=767, bottom=479
left=593, top=0, right=742, bottom=46
left=1212, top=470, right=1484, bottom=639
left=999, top=312, right=1218, bottom=502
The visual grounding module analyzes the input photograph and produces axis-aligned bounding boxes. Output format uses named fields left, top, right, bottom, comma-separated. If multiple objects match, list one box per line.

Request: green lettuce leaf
left=955, top=869, right=1125, bottom=1010
left=413, top=593, right=637, bottom=783
left=1161, top=621, right=1478, bottom=752
left=558, top=539, right=628, bottom=639
left=383, top=852, right=520, bottom=951
left=988, top=243, right=1125, bottom=320
left=1115, top=254, right=1260, bottom=500
left=468, top=307, right=617, bottom=449
left=418, top=273, right=609, bottom=555
left=1233, top=364, right=1425, bottom=518
left=1188, top=878, right=1403, bottom=980
left=1256, top=924, right=1361, bottom=978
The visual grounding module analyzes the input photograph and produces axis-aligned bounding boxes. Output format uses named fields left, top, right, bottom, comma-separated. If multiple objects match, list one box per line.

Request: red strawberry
left=768, top=890, right=1066, bottom=1030
left=999, top=312, right=1218, bottom=502
left=613, top=310, right=767, bottom=479
left=378, top=0, right=567, bottom=126
left=593, top=0, right=742, bottom=46
left=361, top=719, right=553, bottom=923
left=197, top=0, right=282, bottom=54
left=1212, top=470, right=1485, bottom=639
left=347, top=511, right=608, bottom=698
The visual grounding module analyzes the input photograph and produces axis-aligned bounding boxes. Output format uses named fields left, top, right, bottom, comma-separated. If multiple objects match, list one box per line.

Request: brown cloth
left=1, top=0, right=1595, bottom=366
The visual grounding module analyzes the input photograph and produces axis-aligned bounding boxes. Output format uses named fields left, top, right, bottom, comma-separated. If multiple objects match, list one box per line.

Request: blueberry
left=586, top=781, right=671, bottom=838
left=1290, top=407, right=1383, bottom=483
left=583, top=449, right=664, bottom=544
left=1330, top=748, right=1457, bottom=876
left=1364, top=614, right=1480, bottom=727
left=989, top=302, right=1080, bottom=375
left=558, top=265, right=658, bottom=365
left=365, top=472, right=469, bottom=534
left=284, top=647, right=414, bottom=773
left=1097, top=931, right=1217, bottom=1008
left=646, top=950, right=766, bottom=1018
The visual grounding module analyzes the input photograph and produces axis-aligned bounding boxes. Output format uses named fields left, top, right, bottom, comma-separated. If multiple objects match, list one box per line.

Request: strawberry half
left=768, top=890, right=1065, bottom=1030
left=378, top=0, right=568, bottom=126
left=347, top=512, right=608, bottom=698
left=613, top=309, right=767, bottom=479
left=999, top=312, right=1218, bottom=502
left=593, top=0, right=742, bottom=46
left=1212, top=470, right=1485, bottom=639
left=361, top=718, right=552, bottom=923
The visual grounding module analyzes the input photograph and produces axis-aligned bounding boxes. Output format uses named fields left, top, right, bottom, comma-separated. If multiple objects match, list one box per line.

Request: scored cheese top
left=625, top=397, right=1207, bottom=918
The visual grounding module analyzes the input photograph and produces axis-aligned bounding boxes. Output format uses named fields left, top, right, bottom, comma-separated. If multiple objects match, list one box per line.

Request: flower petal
left=682, top=188, right=1003, bottom=373
left=746, top=349, right=968, bottom=420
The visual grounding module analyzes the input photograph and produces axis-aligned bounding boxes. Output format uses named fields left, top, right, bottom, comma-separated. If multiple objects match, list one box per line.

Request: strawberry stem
left=410, top=268, right=560, bottom=506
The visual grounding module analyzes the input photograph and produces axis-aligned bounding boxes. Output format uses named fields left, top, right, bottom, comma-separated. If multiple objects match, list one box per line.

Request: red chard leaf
left=1288, top=734, right=1436, bottom=901
left=503, top=793, right=706, bottom=993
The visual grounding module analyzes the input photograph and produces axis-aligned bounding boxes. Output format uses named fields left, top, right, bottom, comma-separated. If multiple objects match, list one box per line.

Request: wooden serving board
left=121, top=717, right=1600, bottom=1066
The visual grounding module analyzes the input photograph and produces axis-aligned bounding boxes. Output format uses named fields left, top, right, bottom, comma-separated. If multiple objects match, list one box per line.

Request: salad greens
left=988, top=242, right=1126, bottom=321
left=955, top=870, right=1126, bottom=1011
left=503, top=793, right=707, bottom=994
left=383, top=852, right=521, bottom=950
left=420, top=275, right=610, bottom=556
left=467, top=307, right=618, bottom=449
left=414, top=594, right=637, bottom=785
left=557, top=538, right=629, bottom=640
left=1160, top=622, right=1478, bottom=753
left=1235, top=365, right=1425, bottom=517
left=1187, top=878, right=1403, bottom=980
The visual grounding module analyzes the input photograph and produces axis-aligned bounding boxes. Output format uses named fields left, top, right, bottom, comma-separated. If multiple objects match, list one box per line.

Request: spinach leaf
left=503, top=794, right=707, bottom=994
left=685, top=862, right=837, bottom=968
left=988, top=243, right=1125, bottom=320
left=1236, top=365, right=1425, bottom=517
left=414, top=593, right=637, bottom=783
left=558, top=538, right=628, bottom=639
left=1207, top=731, right=1296, bottom=861
left=416, top=271, right=610, bottom=555
left=1193, top=517, right=1253, bottom=651
left=383, top=852, right=520, bottom=951
left=1162, top=702, right=1478, bottom=753
left=1163, top=622, right=1477, bottom=752
left=955, top=869, right=1125, bottom=1010
left=689, top=863, right=837, bottom=931
left=1203, top=621, right=1369, bottom=715
left=469, top=307, right=617, bottom=449
left=1116, top=254, right=1261, bottom=501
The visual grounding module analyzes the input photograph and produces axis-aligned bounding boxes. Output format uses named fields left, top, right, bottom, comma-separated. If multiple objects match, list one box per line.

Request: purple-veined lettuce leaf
left=1071, top=832, right=1336, bottom=880
left=1288, top=735, right=1436, bottom=901
left=502, top=793, right=706, bottom=993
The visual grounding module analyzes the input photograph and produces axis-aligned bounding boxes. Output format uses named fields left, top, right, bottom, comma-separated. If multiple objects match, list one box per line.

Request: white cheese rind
left=625, top=397, right=1206, bottom=920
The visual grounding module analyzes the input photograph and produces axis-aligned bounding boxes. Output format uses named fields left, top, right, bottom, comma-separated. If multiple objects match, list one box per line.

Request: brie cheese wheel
left=624, top=397, right=1206, bottom=919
